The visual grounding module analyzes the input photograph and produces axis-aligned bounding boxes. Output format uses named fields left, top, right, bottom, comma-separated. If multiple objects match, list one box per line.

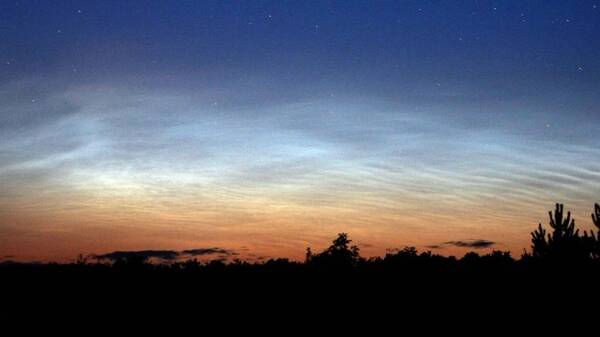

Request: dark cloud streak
left=181, top=248, right=236, bottom=256
left=443, top=240, right=497, bottom=249
left=94, top=248, right=237, bottom=262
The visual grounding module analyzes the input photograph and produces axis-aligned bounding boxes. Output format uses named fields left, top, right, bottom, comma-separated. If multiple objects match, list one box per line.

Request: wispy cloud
left=1, top=76, right=599, bottom=261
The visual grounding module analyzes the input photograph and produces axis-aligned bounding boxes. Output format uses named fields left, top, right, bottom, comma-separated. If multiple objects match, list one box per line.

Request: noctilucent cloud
left=1, top=1, right=599, bottom=262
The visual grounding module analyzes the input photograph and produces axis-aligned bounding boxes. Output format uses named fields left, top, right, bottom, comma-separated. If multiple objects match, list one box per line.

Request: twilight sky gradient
left=1, top=0, right=600, bottom=262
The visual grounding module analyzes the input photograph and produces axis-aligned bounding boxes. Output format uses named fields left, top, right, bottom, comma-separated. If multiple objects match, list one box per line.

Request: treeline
left=3, top=203, right=600, bottom=278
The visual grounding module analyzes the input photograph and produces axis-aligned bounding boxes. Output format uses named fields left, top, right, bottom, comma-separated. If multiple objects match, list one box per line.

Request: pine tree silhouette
left=530, top=203, right=588, bottom=261
left=583, top=203, right=600, bottom=259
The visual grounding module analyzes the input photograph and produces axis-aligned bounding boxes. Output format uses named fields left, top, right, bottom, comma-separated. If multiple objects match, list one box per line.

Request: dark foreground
left=3, top=203, right=600, bottom=321
left=3, top=253, right=599, bottom=326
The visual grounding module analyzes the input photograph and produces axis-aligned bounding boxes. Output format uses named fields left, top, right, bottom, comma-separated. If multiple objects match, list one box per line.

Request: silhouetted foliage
left=530, top=204, right=595, bottom=263
left=583, top=203, right=600, bottom=259
left=306, top=233, right=362, bottom=271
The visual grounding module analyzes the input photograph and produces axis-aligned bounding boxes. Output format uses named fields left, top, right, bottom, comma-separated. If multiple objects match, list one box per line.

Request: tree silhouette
left=307, top=233, right=361, bottom=270
left=305, top=247, right=313, bottom=263
left=583, top=203, right=600, bottom=259
left=593, top=204, right=600, bottom=228
left=530, top=203, right=588, bottom=261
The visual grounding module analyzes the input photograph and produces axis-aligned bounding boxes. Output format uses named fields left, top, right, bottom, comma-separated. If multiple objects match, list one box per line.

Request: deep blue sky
left=1, top=1, right=599, bottom=261
left=3, top=1, right=600, bottom=90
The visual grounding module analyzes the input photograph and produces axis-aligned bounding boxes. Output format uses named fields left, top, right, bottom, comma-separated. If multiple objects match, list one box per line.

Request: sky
left=1, top=0, right=600, bottom=262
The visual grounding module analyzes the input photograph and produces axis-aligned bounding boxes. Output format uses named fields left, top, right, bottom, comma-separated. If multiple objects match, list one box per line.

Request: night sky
left=1, top=0, right=600, bottom=262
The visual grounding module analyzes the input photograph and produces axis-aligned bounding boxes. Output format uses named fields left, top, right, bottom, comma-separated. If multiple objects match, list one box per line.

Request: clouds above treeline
left=2, top=78, right=599, bottom=215
left=2, top=0, right=600, bottom=262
